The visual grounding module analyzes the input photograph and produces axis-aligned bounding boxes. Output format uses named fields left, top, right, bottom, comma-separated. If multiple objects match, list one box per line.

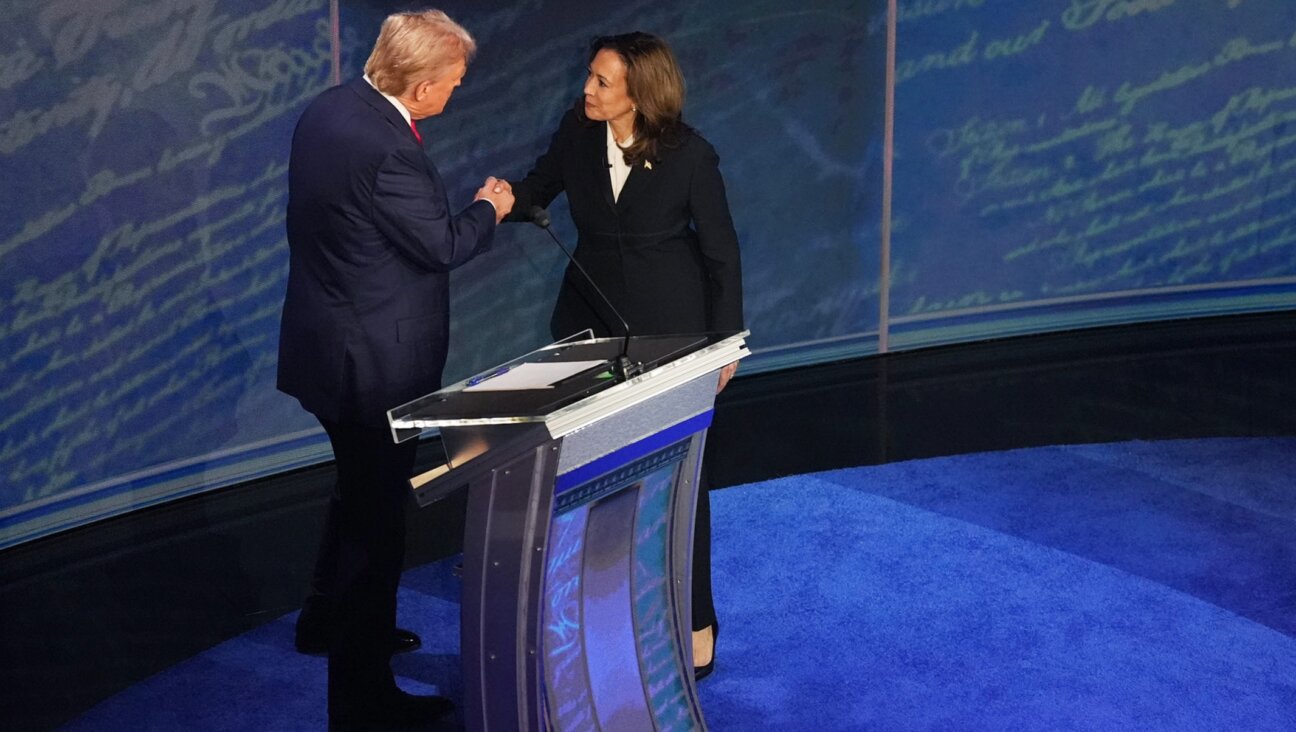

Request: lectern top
left=387, top=331, right=748, bottom=435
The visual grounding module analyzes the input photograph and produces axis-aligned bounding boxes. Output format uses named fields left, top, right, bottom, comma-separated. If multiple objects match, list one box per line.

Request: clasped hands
left=475, top=177, right=514, bottom=223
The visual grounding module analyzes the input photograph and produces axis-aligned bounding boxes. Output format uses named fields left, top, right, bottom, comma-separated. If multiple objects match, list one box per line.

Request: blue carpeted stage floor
left=64, top=438, right=1296, bottom=730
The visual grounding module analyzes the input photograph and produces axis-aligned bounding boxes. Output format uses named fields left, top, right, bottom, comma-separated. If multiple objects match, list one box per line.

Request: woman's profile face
left=583, top=48, right=636, bottom=128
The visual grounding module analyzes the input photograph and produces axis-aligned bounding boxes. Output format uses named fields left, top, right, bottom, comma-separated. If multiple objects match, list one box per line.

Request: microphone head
left=528, top=206, right=551, bottom=229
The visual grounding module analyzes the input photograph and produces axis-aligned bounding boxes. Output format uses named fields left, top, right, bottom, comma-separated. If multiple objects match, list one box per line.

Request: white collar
left=606, top=123, right=635, bottom=202
left=606, top=123, right=634, bottom=164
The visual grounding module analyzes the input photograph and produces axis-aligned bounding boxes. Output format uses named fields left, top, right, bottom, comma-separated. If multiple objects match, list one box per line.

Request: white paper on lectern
left=462, top=360, right=606, bottom=392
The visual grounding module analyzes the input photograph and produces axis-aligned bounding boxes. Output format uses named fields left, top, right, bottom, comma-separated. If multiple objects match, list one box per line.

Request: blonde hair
left=364, top=10, right=476, bottom=96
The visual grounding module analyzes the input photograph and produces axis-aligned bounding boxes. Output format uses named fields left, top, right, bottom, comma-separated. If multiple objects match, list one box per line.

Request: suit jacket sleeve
left=372, top=146, right=497, bottom=271
left=505, top=109, right=579, bottom=222
left=689, top=141, right=745, bottom=332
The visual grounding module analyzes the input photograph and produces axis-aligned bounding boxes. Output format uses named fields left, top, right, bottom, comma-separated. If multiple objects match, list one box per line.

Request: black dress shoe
left=390, top=628, right=421, bottom=654
left=693, top=621, right=719, bottom=681
left=296, top=626, right=423, bottom=656
left=330, top=689, right=454, bottom=730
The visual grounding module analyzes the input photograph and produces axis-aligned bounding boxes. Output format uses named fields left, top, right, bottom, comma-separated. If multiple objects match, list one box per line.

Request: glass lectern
left=388, top=331, right=749, bottom=732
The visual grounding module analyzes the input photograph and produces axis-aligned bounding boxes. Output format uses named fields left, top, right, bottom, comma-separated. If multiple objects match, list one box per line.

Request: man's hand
left=475, top=176, right=515, bottom=223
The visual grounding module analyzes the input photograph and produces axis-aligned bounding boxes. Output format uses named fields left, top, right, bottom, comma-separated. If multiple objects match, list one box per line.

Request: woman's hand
left=475, top=176, right=515, bottom=222
left=716, top=361, right=738, bottom=393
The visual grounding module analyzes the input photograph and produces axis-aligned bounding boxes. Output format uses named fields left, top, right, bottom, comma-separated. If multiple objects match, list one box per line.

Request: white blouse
left=606, top=123, right=634, bottom=202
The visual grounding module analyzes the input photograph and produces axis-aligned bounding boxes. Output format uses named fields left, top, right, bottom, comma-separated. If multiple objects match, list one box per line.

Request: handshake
left=474, top=177, right=514, bottom=223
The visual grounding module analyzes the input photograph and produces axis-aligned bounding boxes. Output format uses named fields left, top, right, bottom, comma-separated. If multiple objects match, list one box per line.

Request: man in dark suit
left=276, top=9, right=512, bottom=728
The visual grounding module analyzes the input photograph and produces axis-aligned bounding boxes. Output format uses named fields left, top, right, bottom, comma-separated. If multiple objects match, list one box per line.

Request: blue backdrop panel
left=0, top=0, right=884, bottom=549
left=889, top=0, right=1296, bottom=347
left=0, top=1, right=334, bottom=547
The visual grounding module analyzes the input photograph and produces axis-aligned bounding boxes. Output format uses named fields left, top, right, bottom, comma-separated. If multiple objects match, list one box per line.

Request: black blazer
left=509, top=109, right=743, bottom=339
left=278, top=78, right=497, bottom=425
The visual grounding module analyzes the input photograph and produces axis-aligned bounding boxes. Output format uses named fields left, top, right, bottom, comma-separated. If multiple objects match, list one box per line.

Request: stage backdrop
left=0, top=0, right=881, bottom=549
left=0, top=0, right=337, bottom=549
left=1, top=0, right=1293, bottom=549
left=887, top=0, right=1296, bottom=347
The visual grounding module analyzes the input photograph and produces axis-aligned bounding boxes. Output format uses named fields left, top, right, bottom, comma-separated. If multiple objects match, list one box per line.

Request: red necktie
left=409, top=120, right=422, bottom=144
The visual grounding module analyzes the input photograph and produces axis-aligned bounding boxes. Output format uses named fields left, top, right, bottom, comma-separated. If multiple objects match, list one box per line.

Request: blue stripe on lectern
left=554, top=441, right=690, bottom=516
left=555, top=410, right=713, bottom=496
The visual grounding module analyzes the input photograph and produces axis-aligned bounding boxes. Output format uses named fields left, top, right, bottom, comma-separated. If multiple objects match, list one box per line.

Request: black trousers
left=692, top=460, right=716, bottom=633
left=306, top=419, right=420, bottom=716
left=304, top=419, right=715, bottom=685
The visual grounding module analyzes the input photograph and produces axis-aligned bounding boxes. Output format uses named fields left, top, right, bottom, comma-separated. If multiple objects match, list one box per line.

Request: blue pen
left=467, top=365, right=511, bottom=387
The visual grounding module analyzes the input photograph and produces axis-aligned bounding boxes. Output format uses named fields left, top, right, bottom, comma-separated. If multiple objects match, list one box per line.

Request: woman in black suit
left=506, top=32, right=742, bottom=680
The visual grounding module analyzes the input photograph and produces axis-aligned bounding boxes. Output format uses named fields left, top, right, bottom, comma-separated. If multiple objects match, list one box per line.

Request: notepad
left=462, top=360, right=606, bottom=391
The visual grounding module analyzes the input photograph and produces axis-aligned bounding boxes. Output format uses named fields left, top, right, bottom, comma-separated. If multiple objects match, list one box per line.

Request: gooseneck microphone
left=527, top=205, right=639, bottom=381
